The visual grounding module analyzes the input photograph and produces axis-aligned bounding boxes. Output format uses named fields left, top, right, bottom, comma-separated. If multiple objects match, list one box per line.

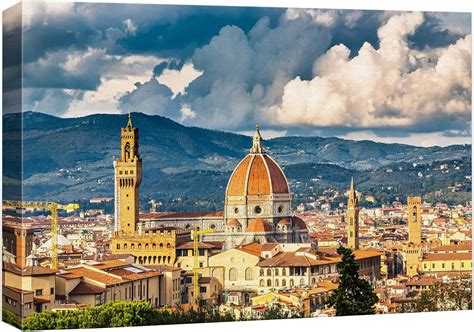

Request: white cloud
left=283, top=8, right=339, bottom=27
left=23, top=1, right=75, bottom=27
left=59, top=50, right=162, bottom=117
left=156, top=62, right=203, bottom=98
left=179, top=104, right=196, bottom=121
left=268, top=12, right=472, bottom=132
left=123, top=18, right=137, bottom=35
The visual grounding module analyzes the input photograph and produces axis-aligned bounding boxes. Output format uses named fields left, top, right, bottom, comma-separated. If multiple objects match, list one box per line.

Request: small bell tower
left=346, top=177, right=360, bottom=250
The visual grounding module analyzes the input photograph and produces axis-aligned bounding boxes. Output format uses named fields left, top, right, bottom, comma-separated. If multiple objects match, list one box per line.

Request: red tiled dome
left=226, top=154, right=289, bottom=197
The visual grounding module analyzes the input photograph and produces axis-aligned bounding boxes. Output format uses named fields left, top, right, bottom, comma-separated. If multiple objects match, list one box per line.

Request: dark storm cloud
left=408, top=13, right=466, bottom=49
left=119, top=79, right=180, bottom=119
left=19, top=2, right=471, bottom=145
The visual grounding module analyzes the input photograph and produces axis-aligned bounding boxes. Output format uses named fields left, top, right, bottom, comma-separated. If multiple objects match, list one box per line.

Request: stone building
left=110, top=115, right=190, bottom=265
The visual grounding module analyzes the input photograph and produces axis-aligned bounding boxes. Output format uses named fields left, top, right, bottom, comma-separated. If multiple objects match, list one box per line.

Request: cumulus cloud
left=176, top=14, right=332, bottom=130
left=23, top=47, right=163, bottom=117
left=156, top=62, right=203, bottom=98
left=267, top=12, right=471, bottom=134
left=18, top=3, right=472, bottom=145
left=118, top=79, right=180, bottom=119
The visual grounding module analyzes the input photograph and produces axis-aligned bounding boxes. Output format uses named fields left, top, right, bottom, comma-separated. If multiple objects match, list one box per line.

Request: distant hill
left=2, top=111, right=471, bottom=202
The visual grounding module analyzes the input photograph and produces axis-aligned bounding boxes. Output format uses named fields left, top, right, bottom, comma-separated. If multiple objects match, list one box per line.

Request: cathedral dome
left=226, top=126, right=289, bottom=197
left=247, top=217, right=273, bottom=233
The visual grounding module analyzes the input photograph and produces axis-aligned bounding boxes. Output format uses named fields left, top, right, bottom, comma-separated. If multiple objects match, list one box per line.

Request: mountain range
left=2, top=112, right=471, bottom=204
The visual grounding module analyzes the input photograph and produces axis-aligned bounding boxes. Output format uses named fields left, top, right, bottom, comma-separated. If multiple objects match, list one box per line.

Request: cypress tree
left=327, top=246, right=378, bottom=316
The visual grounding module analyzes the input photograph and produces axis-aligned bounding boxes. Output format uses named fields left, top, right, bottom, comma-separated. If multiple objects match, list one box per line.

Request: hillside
left=2, top=111, right=471, bottom=203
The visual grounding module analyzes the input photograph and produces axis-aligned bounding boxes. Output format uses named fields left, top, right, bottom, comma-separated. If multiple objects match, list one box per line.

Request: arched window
left=124, top=142, right=131, bottom=161
left=167, top=243, right=171, bottom=248
left=266, top=269, right=272, bottom=276
left=290, top=279, right=294, bottom=287
left=300, top=278, right=304, bottom=286
left=267, top=279, right=272, bottom=287
left=229, top=268, right=238, bottom=281
left=145, top=243, right=149, bottom=250
left=312, top=278, right=316, bottom=284
left=131, top=244, right=135, bottom=250
left=275, top=279, right=279, bottom=287
left=138, top=244, right=142, bottom=250
left=160, top=243, right=164, bottom=248
left=116, top=244, right=120, bottom=250
left=275, top=269, right=279, bottom=276
left=282, top=268, right=286, bottom=276
left=124, top=243, right=128, bottom=250
left=245, top=268, right=253, bottom=280
left=282, top=279, right=287, bottom=287
left=152, top=243, right=156, bottom=250
left=260, top=279, right=265, bottom=287
left=260, top=269, right=264, bottom=277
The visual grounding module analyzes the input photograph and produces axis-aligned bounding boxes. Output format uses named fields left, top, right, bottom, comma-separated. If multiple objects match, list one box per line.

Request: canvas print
left=1, top=1, right=472, bottom=329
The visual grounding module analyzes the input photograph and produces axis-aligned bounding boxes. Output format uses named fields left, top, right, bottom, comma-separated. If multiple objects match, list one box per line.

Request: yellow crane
left=2, top=200, right=80, bottom=270
left=192, top=225, right=215, bottom=304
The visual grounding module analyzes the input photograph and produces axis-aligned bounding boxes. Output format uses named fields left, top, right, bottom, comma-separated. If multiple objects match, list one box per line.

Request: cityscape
left=2, top=115, right=472, bottom=328
left=1, top=1, right=472, bottom=330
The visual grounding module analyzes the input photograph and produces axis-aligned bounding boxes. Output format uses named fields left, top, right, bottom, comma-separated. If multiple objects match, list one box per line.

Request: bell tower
left=114, top=113, right=142, bottom=233
left=346, top=177, right=359, bottom=250
left=407, top=196, right=422, bottom=244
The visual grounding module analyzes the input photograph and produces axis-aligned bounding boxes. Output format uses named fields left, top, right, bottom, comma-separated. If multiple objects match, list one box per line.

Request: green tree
left=398, top=277, right=472, bottom=313
left=2, top=307, right=22, bottom=329
left=326, top=246, right=378, bottom=316
left=23, top=300, right=236, bottom=330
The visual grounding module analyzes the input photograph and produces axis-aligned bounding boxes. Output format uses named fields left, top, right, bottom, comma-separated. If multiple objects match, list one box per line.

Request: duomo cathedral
left=112, top=116, right=308, bottom=262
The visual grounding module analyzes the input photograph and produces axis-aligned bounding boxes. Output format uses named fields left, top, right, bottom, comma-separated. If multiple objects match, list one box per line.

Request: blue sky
left=3, top=2, right=472, bottom=146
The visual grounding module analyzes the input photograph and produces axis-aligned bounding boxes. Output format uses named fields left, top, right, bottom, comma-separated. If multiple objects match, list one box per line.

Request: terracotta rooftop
left=353, top=250, right=383, bottom=260
left=406, top=277, right=437, bottom=287
left=89, top=259, right=131, bottom=270
left=3, top=262, right=57, bottom=276
left=432, top=241, right=472, bottom=252
left=70, top=282, right=106, bottom=295
left=108, top=268, right=161, bottom=281
left=3, top=285, right=34, bottom=295
left=63, top=267, right=125, bottom=286
left=198, top=277, right=213, bottom=284
left=237, top=243, right=263, bottom=256
left=261, top=243, right=279, bottom=251
left=423, top=252, right=472, bottom=261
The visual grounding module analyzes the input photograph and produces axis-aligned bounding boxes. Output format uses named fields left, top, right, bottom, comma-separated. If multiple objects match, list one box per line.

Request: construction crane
left=192, top=225, right=215, bottom=304
left=2, top=200, right=80, bottom=270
